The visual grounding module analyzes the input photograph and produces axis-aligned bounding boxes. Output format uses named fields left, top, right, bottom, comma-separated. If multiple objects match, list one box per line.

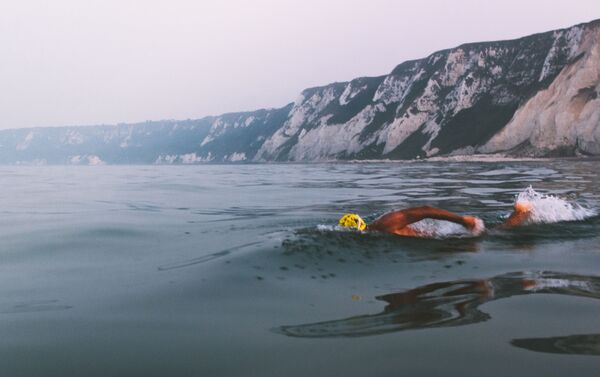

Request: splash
left=317, top=221, right=475, bottom=239
left=316, top=224, right=346, bottom=232
left=317, top=224, right=372, bottom=234
left=318, top=186, right=596, bottom=237
left=515, top=186, right=596, bottom=224
left=408, top=219, right=476, bottom=238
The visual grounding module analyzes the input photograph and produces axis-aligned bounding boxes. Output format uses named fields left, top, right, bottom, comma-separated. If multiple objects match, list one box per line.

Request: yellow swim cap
left=338, top=213, right=367, bottom=231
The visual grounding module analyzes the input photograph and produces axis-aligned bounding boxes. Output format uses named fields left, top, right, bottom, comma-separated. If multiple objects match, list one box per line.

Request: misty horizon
left=2, top=0, right=600, bottom=130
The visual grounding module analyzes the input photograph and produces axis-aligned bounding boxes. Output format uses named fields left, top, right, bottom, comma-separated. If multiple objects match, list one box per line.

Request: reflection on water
left=512, top=334, right=600, bottom=356
left=276, top=271, right=600, bottom=338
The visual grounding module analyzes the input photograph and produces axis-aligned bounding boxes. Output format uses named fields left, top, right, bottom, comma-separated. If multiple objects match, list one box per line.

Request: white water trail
left=316, top=224, right=348, bottom=232
left=515, top=186, right=597, bottom=224
left=318, top=221, right=473, bottom=239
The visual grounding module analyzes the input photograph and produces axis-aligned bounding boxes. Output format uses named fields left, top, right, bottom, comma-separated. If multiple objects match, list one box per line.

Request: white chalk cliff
left=0, top=19, right=599, bottom=164
left=481, top=24, right=600, bottom=156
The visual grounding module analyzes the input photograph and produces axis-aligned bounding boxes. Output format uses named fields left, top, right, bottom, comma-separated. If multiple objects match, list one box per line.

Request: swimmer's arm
left=399, top=206, right=482, bottom=232
left=368, top=206, right=484, bottom=236
left=497, top=202, right=532, bottom=230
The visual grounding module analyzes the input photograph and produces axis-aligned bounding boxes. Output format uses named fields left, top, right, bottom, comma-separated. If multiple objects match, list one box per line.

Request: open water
left=0, top=160, right=599, bottom=376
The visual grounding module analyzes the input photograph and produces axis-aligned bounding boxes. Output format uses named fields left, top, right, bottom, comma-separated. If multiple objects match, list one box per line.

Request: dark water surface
left=1, top=161, right=599, bottom=376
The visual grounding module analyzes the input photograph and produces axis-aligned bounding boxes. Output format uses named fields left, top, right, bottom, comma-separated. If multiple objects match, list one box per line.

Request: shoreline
left=3, top=154, right=599, bottom=166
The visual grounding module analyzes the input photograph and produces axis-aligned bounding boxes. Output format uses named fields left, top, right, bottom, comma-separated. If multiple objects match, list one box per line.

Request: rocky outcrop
left=480, top=24, right=600, bottom=156
left=255, top=20, right=599, bottom=161
left=0, top=107, right=292, bottom=164
left=0, top=19, right=599, bottom=164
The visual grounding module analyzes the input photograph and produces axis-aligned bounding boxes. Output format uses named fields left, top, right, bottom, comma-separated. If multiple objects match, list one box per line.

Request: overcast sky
left=1, top=0, right=599, bottom=130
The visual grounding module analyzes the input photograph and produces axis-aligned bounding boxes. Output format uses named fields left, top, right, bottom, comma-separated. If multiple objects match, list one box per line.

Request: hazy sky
left=1, top=0, right=599, bottom=130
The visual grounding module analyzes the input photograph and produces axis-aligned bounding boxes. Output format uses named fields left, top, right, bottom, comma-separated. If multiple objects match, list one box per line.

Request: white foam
left=318, top=221, right=472, bottom=238
left=515, top=186, right=597, bottom=224
left=319, top=218, right=481, bottom=238
left=317, top=224, right=338, bottom=232
left=316, top=224, right=357, bottom=233
left=408, top=219, right=475, bottom=238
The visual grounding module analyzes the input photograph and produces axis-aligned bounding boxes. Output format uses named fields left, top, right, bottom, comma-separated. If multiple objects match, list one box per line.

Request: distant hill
left=2, top=19, right=599, bottom=164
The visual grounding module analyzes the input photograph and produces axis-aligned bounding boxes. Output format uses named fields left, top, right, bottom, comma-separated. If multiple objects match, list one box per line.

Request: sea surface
left=1, top=161, right=599, bottom=376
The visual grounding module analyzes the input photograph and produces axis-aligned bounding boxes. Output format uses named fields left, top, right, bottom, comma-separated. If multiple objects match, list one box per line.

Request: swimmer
left=338, top=201, right=532, bottom=237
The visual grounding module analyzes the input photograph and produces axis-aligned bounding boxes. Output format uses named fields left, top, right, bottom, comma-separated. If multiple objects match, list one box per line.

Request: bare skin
left=495, top=202, right=533, bottom=230
left=366, top=202, right=532, bottom=238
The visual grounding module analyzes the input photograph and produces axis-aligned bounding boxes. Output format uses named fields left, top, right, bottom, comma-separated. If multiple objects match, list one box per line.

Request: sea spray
left=515, top=186, right=597, bottom=224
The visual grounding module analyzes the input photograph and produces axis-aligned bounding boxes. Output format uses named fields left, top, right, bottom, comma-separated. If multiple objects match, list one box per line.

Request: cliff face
left=481, top=23, right=600, bottom=156
left=0, top=107, right=292, bottom=164
left=255, top=20, right=597, bottom=161
left=1, top=20, right=599, bottom=164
